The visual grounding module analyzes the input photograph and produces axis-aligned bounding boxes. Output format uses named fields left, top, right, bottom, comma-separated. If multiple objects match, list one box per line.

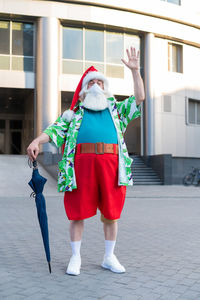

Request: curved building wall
left=0, top=0, right=199, bottom=159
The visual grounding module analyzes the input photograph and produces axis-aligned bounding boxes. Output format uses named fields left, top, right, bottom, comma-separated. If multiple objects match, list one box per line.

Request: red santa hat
left=62, top=66, right=109, bottom=122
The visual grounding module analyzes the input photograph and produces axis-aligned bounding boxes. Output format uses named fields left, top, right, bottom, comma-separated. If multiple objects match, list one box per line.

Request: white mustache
left=85, top=83, right=106, bottom=96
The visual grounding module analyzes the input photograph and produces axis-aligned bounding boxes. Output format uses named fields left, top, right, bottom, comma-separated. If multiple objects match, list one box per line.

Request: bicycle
left=183, top=167, right=200, bottom=186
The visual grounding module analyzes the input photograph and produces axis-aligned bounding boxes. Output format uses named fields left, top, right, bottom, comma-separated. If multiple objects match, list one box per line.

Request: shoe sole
left=66, top=271, right=80, bottom=276
left=66, top=266, right=81, bottom=276
left=101, top=263, right=125, bottom=273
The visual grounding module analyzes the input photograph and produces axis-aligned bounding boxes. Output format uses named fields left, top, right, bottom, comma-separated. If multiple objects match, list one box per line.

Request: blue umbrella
left=28, top=160, right=51, bottom=273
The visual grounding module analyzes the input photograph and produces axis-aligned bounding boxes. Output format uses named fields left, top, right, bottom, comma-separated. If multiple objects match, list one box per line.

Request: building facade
left=0, top=0, right=200, bottom=183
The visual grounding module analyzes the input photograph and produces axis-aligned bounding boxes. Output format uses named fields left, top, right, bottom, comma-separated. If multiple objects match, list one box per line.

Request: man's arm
left=131, top=69, right=145, bottom=105
left=27, top=132, right=50, bottom=162
left=121, top=47, right=145, bottom=106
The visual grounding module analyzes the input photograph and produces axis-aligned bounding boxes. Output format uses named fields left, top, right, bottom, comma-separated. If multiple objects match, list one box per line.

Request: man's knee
left=100, top=214, right=118, bottom=224
left=70, top=220, right=84, bottom=227
left=70, top=219, right=84, bottom=223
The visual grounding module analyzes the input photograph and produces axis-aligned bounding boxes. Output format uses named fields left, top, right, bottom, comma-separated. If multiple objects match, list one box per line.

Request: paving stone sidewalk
left=1, top=155, right=200, bottom=300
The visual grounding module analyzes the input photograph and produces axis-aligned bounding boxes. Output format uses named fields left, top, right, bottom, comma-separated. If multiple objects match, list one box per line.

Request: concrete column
left=144, top=32, right=155, bottom=156
left=36, top=17, right=61, bottom=153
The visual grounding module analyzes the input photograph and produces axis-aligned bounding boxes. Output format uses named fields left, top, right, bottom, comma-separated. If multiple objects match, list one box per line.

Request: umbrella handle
left=28, top=158, right=38, bottom=169
left=30, top=192, right=36, bottom=199
left=28, top=158, right=32, bottom=168
left=33, top=160, right=38, bottom=169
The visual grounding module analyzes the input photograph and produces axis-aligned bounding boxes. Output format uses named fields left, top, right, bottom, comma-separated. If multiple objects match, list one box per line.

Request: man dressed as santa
left=27, top=47, right=145, bottom=276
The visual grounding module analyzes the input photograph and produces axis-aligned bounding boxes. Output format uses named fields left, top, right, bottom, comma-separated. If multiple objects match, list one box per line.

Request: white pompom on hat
left=62, top=109, right=75, bottom=123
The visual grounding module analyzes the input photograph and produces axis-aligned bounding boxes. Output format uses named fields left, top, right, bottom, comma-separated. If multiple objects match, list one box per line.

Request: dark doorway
left=11, top=131, right=21, bottom=154
left=0, top=88, right=34, bottom=154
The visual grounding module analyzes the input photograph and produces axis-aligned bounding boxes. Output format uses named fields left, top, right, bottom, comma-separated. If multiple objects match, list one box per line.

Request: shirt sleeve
left=115, top=96, right=141, bottom=127
left=43, top=115, right=70, bottom=148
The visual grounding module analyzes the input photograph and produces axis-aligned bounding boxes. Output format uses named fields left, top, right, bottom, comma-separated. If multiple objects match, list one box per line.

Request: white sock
left=70, top=241, right=81, bottom=257
left=105, top=240, right=116, bottom=257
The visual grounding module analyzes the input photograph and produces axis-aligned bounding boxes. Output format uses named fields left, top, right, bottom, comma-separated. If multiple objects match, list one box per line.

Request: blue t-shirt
left=77, top=108, right=118, bottom=144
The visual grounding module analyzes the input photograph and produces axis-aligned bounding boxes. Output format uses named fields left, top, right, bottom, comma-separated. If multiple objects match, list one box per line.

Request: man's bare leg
left=70, top=220, right=84, bottom=241
left=102, top=219, right=125, bottom=273
left=66, top=220, right=84, bottom=275
left=103, top=221, right=118, bottom=240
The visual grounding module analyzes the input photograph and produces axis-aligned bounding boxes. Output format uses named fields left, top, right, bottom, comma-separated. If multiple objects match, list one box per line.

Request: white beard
left=82, top=83, right=108, bottom=111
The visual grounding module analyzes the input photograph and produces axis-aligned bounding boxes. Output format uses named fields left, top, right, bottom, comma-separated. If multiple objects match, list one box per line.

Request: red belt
left=76, top=143, right=118, bottom=155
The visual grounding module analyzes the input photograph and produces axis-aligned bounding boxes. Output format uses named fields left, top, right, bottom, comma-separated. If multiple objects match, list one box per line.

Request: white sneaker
left=66, top=255, right=81, bottom=276
left=101, top=254, right=125, bottom=273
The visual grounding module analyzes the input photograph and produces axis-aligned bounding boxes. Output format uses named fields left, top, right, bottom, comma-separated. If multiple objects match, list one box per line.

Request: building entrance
left=0, top=88, right=34, bottom=154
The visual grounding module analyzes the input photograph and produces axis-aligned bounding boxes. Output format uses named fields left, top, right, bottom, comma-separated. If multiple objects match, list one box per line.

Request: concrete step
left=132, top=176, right=160, bottom=179
left=133, top=178, right=161, bottom=182
left=130, top=155, right=162, bottom=185
left=133, top=181, right=162, bottom=185
left=132, top=169, right=157, bottom=173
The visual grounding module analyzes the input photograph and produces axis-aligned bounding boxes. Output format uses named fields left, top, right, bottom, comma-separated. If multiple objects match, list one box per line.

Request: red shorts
left=64, top=149, right=126, bottom=221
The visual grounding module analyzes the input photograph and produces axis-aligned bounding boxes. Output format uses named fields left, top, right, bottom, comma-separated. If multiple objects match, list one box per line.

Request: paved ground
left=1, top=155, right=200, bottom=300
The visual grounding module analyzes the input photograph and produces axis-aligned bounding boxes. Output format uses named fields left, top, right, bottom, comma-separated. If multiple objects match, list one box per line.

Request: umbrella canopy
left=28, top=160, right=51, bottom=273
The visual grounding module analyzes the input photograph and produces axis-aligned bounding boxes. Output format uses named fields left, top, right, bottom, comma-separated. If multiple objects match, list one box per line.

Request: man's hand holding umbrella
left=27, top=132, right=50, bottom=162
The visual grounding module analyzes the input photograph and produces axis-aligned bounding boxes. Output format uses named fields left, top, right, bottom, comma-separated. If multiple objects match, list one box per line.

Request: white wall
left=154, top=37, right=200, bottom=157
left=0, top=71, right=34, bottom=89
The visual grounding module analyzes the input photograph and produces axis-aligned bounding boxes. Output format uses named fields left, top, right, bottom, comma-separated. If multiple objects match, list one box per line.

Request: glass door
left=0, top=120, right=5, bottom=154
left=9, top=120, right=23, bottom=154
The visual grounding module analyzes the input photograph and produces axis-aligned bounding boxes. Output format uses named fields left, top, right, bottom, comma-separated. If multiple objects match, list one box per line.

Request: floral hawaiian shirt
left=44, top=96, right=141, bottom=192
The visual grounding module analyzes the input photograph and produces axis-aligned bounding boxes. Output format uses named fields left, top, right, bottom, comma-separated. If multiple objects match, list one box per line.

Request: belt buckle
left=95, top=142, right=104, bottom=154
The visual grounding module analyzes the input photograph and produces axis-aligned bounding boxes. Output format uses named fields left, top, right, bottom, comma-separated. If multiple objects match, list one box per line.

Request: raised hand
left=121, top=47, right=140, bottom=71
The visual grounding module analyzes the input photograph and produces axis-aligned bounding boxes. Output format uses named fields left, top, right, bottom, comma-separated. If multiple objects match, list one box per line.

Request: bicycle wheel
left=183, top=174, right=194, bottom=186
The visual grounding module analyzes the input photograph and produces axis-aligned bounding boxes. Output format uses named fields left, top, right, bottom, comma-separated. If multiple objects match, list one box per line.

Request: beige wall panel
left=154, top=111, right=162, bottom=154
left=186, top=125, right=200, bottom=157
left=175, top=115, right=186, bottom=156
left=161, top=113, right=176, bottom=154
left=0, top=71, right=34, bottom=88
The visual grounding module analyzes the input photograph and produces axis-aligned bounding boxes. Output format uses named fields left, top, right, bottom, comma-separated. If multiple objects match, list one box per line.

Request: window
left=62, top=26, right=140, bottom=78
left=63, top=27, right=83, bottom=60
left=85, top=29, right=104, bottom=62
left=106, top=32, right=123, bottom=78
left=63, top=27, right=83, bottom=74
left=0, top=21, right=34, bottom=72
left=0, top=21, right=10, bottom=69
left=0, top=21, right=10, bottom=54
left=187, top=99, right=200, bottom=125
left=168, top=43, right=183, bottom=73
left=161, top=0, right=181, bottom=5
left=12, top=23, right=33, bottom=56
